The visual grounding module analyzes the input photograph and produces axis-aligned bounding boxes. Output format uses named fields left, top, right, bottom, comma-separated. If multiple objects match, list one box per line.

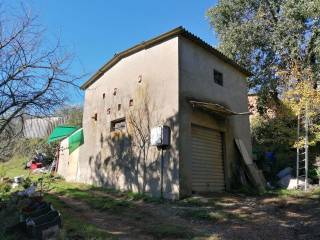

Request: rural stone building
left=57, top=27, right=252, bottom=199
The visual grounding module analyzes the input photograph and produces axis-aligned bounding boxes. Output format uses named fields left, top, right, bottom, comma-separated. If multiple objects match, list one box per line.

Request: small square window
left=214, top=70, right=223, bottom=86
left=129, top=99, right=133, bottom=107
left=107, top=108, right=111, bottom=115
left=111, top=118, right=126, bottom=132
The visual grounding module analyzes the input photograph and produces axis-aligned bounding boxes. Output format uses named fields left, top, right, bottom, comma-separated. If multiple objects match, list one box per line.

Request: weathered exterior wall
left=78, top=37, right=180, bottom=199
left=57, top=137, right=80, bottom=182
left=178, top=37, right=251, bottom=196
left=61, top=34, right=251, bottom=199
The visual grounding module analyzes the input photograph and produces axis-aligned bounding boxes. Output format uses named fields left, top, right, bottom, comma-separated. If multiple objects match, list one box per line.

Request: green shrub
left=251, top=115, right=297, bottom=181
left=22, top=177, right=32, bottom=189
left=0, top=182, right=11, bottom=198
left=13, top=138, right=58, bottom=162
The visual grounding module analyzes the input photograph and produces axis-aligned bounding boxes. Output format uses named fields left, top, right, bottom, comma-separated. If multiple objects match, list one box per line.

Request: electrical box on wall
left=150, top=125, right=171, bottom=148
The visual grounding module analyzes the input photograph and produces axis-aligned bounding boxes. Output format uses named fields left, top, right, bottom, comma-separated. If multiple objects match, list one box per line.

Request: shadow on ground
left=50, top=183, right=320, bottom=240
left=2, top=179, right=320, bottom=240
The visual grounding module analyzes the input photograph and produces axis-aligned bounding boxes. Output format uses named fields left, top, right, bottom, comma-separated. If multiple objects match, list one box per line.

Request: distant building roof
left=81, top=26, right=251, bottom=90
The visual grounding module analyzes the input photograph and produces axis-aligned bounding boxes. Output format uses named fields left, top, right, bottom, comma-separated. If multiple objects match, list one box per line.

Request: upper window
left=111, top=118, right=126, bottom=132
left=214, top=70, right=223, bottom=86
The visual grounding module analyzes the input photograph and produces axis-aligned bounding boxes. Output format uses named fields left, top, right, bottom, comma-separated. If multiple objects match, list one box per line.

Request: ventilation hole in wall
left=129, top=99, right=133, bottom=107
left=118, top=104, right=121, bottom=111
left=102, top=93, right=105, bottom=99
left=113, top=88, right=117, bottom=96
left=92, top=113, right=98, bottom=121
left=138, top=75, right=142, bottom=83
left=107, top=108, right=111, bottom=115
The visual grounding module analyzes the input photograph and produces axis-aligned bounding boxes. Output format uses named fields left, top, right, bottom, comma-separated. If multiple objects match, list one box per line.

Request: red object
left=31, top=162, right=43, bottom=170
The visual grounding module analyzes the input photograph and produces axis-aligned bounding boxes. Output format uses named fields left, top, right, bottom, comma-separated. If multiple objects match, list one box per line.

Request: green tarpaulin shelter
left=47, top=125, right=79, bottom=143
left=68, top=128, right=84, bottom=154
left=48, top=125, right=84, bottom=154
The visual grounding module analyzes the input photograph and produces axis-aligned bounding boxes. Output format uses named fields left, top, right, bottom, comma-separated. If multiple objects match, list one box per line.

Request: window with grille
left=110, top=118, right=126, bottom=132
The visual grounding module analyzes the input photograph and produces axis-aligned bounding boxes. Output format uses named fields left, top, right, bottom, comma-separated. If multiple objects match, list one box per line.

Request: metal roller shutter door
left=191, top=125, right=225, bottom=192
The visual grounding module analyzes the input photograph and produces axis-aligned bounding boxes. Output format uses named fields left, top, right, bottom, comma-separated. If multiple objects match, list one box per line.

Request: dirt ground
left=54, top=189, right=320, bottom=240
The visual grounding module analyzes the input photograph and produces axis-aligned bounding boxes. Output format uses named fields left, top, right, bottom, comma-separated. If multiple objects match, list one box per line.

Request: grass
left=1, top=157, right=118, bottom=239
left=47, top=178, right=165, bottom=212
left=4, top=156, right=320, bottom=239
left=266, top=188, right=320, bottom=199
left=1, top=156, right=30, bottom=178
left=48, top=179, right=133, bottom=212
left=45, top=180, right=194, bottom=239
left=46, top=181, right=194, bottom=238
left=44, top=194, right=116, bottom=239
left=2, top=157, right=134, bottom=212
left=126, top=191, right=164, bottom=203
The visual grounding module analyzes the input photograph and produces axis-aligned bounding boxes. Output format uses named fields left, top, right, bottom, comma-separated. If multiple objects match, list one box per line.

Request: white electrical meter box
left=150, top=125, right=171, bottom=148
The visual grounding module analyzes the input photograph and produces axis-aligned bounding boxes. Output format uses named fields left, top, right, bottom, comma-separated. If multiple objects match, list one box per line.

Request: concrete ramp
left=235, top=138, right=266, bottom=191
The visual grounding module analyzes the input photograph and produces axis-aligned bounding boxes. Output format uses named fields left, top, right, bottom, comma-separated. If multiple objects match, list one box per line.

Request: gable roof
left=80, top=26, right=251, bottom=90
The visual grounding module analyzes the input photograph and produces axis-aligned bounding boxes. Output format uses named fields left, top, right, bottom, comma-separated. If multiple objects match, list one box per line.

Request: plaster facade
left=178, top=37, right=251, bottom=196
left=77, top=37, right=180, bottom=199
left=58, top=29, right=251, bottom=199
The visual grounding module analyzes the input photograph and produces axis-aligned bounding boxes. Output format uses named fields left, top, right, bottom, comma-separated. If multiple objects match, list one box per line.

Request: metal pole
left=160, top=148, right=164, bottom=199
left=305, top=103, right=309, bottom=191
left=296, top=114, right=300, bottom=188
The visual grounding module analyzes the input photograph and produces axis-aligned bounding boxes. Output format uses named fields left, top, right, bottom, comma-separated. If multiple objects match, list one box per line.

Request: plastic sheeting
left=68, top=128, right=84, bottom=154
left=47, top=125, right=78, bottom=143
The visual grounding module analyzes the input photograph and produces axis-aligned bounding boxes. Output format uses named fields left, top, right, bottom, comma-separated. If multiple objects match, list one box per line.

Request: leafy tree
left=281, top=61, right=320, bottom=147
left=207, top=0, right=320, bottom=108
left=209, top=1, right=320, bottom=178
left=57, top=105, right=83, bottom=127
left=251, top=114, right=296, bottom=147
left=13, top=138, right=58, bottom=162
left=251, top=60, right=320, bottom=148
left=250, top=60, right=320, bottom=178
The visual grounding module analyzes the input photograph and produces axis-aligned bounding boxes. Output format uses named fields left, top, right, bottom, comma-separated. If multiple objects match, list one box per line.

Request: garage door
left=191, top=125, right=225, bottom=192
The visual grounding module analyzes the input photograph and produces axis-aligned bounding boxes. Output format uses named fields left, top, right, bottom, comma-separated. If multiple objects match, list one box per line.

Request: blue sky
left=8, top=1, right=219, bottom=104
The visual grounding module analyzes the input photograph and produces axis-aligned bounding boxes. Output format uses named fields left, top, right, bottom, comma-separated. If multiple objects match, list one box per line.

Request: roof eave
left=80, top=27, right=251, bottom=90
left=80, top=26, right=184, bottom=90
left=179, top=30, right=251, bottom=77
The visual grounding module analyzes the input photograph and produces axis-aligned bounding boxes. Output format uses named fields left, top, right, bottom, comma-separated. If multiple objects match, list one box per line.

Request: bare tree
left=127, top=84, right=160, bottom=193
left=127, top=85, right=151, bottom=193
left=0, top=5, right=80, bottom=161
